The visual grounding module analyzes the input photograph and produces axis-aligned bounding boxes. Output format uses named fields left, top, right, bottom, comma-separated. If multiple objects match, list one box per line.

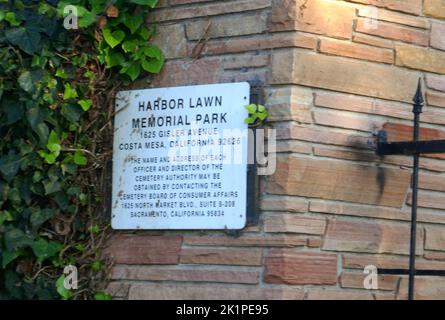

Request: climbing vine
left=0, top=0, right=163, bottom=299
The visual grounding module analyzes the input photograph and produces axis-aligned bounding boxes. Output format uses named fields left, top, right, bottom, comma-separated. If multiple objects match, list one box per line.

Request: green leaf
left=5, top=12, right=21, bottom=27
left=0, top=154, right=22, bottom=183
left=2, top=251, right=20, bottom=268
left=63, top=83, right=78, bottom=100
left=18, top=71, right=33, bottom=93
left=141, top=57, right=164, bottom=74
left=79, top=11, right=97, bottom=28
left=5, top=27, right=41, bottom=55
left=130, top=0, right=159, bottom=8
left=122, top=40, right=137, bottom=53
left=103, top=28, right=125, bottom=48
left=4, top=228, right=32, bottom=251
left=144, top=46, right=162, bottom=60
left=125, top=63, right=141, bottom=81
left=43, top=178, right=62, bottom=195
left=30, top=208, right=55, bottom=230
left=61, top=104, right=84, bottom=124
left=105, top=52, right=125, bottom=68
left=56, top=275, right=73, bottom=300
left=73, top=149, right=87, bottom=166
left=94, top=291, right=112, bottom=300
left=245, top=104, right=257, bottom=113
left=32, top=238, right=63, bottom=263
left=244, top=117, right=255, bottom=124
left=78, top=99, right=92, bottom=111
left=123, top=14, right=143, bottom=34
left=47, top=131, right=61, bottom=154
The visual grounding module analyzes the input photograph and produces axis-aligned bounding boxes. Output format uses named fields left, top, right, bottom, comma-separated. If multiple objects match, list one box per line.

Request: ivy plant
left=0, top=0, right=163, bottom=300
left=244, top=104, right=268, bottom=125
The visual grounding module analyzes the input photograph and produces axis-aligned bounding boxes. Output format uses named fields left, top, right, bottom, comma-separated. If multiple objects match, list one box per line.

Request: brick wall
left=105, top=0, right=445, bottom=300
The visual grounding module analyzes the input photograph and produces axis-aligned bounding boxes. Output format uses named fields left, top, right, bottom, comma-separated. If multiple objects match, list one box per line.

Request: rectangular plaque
left=112, top=82, right=250, bottom=229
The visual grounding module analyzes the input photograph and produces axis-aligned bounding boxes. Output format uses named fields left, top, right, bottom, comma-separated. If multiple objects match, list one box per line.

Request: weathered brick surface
left=310, top=200, right=410, bottom=221
left=271, top=50, right=420, bottom=103
left=108, top=0, right=445, bottom=300
left=425, top=227, right=445, bottom=251
left=424, top=0, right=445, bottom=19
left=180, top=248, right=263, bottom=266
left=104, top=234, right=182, bottom=265
left=186, top=12, right=268, bottom=40
left=260, top=195, right=308, bottom=212
left=396, top=44, right=445, bottom=74
left=264, top=250, right=337, bottom=285
left=322, top=219, right=424, bottom=255
left=183, top=234, right=308, bottom=247
left=129, top=284, right=305, bottom=300
left=431, top=22, right=445, bottom=51
left=267, top=156, right=411, bottom=207
left=319, top=38, right=394, bottom=64
left=340, top=272, right=400, bottom=291
left=355, top=18, right=428, bottom=46
left=349, top=0, right=422, bottom=15
left=270, top=0, right=355, bottom=39
left=398, top=277, right=445, bottom=300
left=111, top=266, right=260, bottom=284
left=263, top=213, right=327, bottom=235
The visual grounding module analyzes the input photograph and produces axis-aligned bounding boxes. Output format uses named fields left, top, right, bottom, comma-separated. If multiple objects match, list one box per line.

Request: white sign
left=112, top=82, right=250, bottom=230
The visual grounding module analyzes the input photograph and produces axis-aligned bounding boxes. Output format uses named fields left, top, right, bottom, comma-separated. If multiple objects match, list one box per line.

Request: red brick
left=276, top=140, right=313, bottom=154
left=382, top=122, right=445, bottom=160
left=358, top=6, right=428, bottom=28
left=398, top=277, right=445, bottom=300
left=319, top=38, right=394, bottom=64
left=147, top=58, right=221, bottom=87
left=424, top=0, right=445, bottom=19
left=426, top=74, right=445, bottom=92
left=276, top=123, right=371, bottom=150
left=104, top=234, right=182, bottom=265
left=431, top=21, right=445, bottom=51
left=425, top=227, right=445, bottom=251
left=310, top=200, right=410, bottom=221
left=196, top=32, right=317, bottom=56
left=267, top=156, right=411, bottom=207
left=183, top=234, right=308, bottom=247
left=408, top=192, right=445, bottom=210
left=152, top=0, right=271, bottom=22
left=223, top=54, right=269, bottom=70
left=180, top=248, right=262, bottom=266
left=264, top=250, right=337, bottom=285
left=271, top=0, right=356, bottom=39
left=343, top=253, right=445, bottom=270
left=348, top=0, right=422, bottom=15
left=313, top=109, right=383, bottom=132
left=420, top=173, right=445, bottom=192
left=271, top=50, right=420, bottom=103
left=323, top=219, right=423, bottom=255
left=111, top=266, right=260, bottom=284
left=129, top=284, right=305, bottom=300
left=396, top=44, right=445, bottom=74
left=356, top=18, right=428, bottom=46
left=427, top=90, right=445, bottom=108
left=340, top=272, right=400, bottom=291
left=260, top=195, right=308, bottom=212
left=353, top=33, right=394, bottom=49
left=263, top=214, right=326, bottom=235
left=307, top=289, right=392, bottom=300
left=106, top=282, right=130, bottom=298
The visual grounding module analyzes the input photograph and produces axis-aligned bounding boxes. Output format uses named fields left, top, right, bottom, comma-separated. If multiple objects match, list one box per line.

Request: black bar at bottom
left=378, top=269, right=445, bottom=276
